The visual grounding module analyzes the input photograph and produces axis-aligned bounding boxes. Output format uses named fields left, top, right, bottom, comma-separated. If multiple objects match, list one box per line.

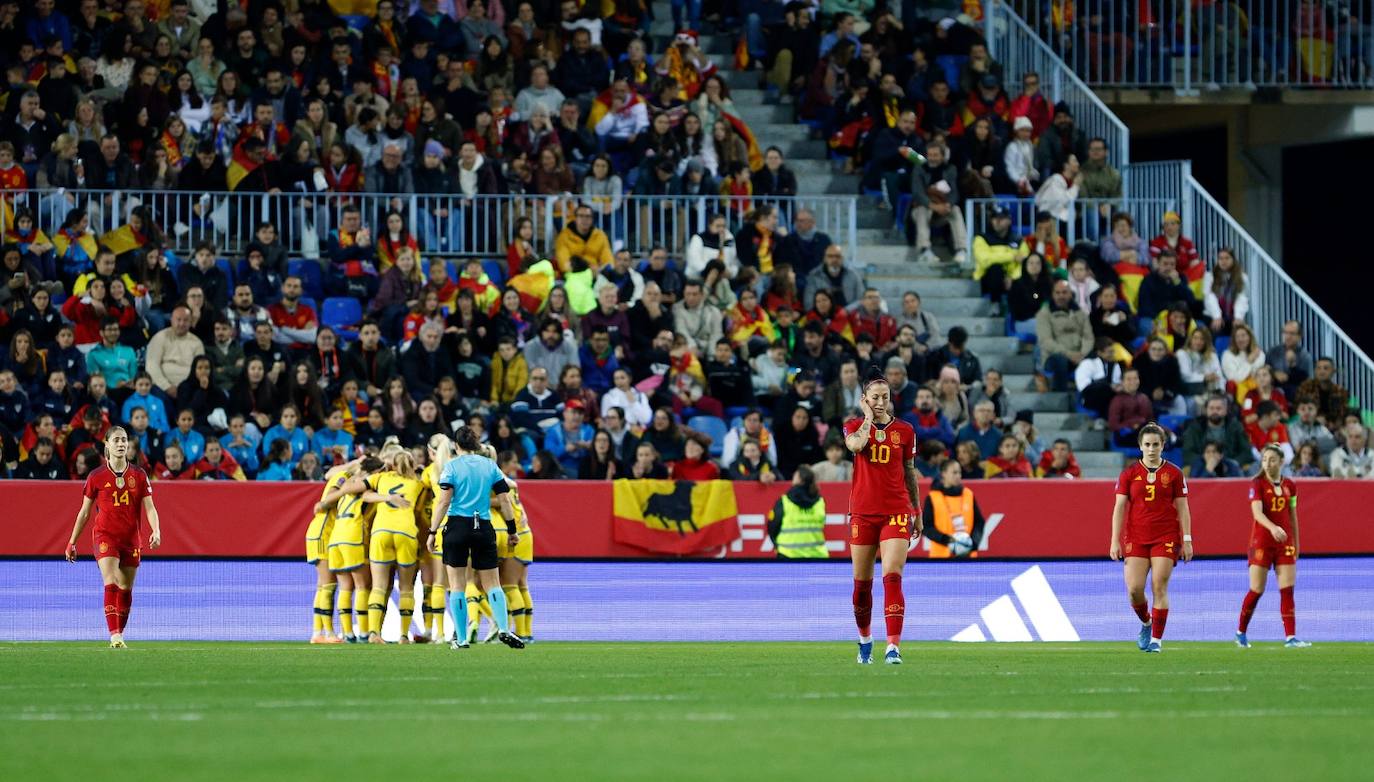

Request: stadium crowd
left=0, top=0, right=1368, bottom=486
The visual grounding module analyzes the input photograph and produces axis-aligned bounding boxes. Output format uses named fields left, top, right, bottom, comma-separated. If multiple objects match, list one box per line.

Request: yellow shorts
left=370, top=530, right=419, bottom=567
left=495, top=529, right=535, bottom=564
left=306, top=515, right=334, bottom=564
left=327, top=542, right=367, bottom=572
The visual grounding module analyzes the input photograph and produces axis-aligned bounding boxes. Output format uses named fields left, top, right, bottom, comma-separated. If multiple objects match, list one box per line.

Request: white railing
left=985, top=0, right=1131, bottom=167
left=1007, top=0, right=1374, bottom=90
left=13, top=189, right=858, bottom=268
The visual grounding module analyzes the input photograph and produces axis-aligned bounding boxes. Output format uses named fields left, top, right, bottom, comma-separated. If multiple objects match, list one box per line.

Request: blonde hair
left=428, top=433, right=454, bottom=466
left=391, top=450, right=417, bottom=479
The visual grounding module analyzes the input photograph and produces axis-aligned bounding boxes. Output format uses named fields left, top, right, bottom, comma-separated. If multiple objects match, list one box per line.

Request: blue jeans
left=672, top=0, right=701, bottom=30
left=1041, top=352, right=1074, bottom=392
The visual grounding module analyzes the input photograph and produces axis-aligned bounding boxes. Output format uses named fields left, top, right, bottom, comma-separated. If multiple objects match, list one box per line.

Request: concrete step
left=736, top=104, right=795, bottom=127
left=776, top=139, right=829, bottom=159
left=749, top=124, right=814, bottom=143
left=1036, top=429, right=1106, bottom=451
left=795, top=173, right=860, bottom=195
left=863, top=277, right=980, bottom=297
left=1028, top=412, right=1086, bottom=430
left=722, top=70, right=763, bottom=89
left=1077, top=451, right=1126, bottom=471
left=781, top=158, right=844, bottom=178
left=919, top=316, right=1003, bottom=338
left=1005, top=391, right=1070, bottom=412
left=988, top=354, right=1036, bottom=374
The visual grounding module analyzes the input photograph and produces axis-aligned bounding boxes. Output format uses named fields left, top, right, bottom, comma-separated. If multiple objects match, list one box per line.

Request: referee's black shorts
left=441, top=515, right=499, bottom=570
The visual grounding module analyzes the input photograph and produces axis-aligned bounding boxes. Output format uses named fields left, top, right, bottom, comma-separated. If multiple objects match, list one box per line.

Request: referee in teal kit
left=427, top=426, right=525, bottom=650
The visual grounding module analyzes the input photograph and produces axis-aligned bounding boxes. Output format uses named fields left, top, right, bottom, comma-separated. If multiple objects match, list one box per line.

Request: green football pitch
left=2, top=642, right=1371, bottom=781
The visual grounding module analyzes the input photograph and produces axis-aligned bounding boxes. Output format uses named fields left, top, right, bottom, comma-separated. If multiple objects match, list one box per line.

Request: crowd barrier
left=5, top=478, right=1374, bottom=560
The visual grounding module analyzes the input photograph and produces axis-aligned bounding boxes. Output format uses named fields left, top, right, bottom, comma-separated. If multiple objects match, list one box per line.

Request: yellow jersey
left=365, top=471, right=425, bottom=537
left=489, top=475, right=531, bottom=533
left=307, top=471, right=349, bottom=541
left=419, top=462, right=440, bottom=530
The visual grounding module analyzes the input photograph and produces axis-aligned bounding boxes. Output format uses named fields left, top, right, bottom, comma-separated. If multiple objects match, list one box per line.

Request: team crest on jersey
left=1124, top=542, right=1133, bottom=553
left=1160, top=474, right=1171, bottom=486
left=99, top=541, right=108, bottom=554
left=891, top=432, right=901, bottom=445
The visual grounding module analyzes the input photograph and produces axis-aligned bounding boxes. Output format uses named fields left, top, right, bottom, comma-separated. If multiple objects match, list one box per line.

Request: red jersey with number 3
left=1114, top=460, right=1187, bottom=545
left=844, top=417, right=917, bottom=516
left=82, top=465, right=152, bottom=542
left=1248, top=475, right=1295, bottom=540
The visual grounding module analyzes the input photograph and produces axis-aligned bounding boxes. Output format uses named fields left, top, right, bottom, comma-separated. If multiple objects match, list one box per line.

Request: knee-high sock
left=502, top=585, right=524, bottom=632
left=353, top=589, right=370, bottom=635
left=1131, top=600, right=1150, bottom=624
left=1280, top=586, right=1296, bottom=637
left=314, top=583, right=337, bottom=634
left=518, top=585, right=533, bottom=637
left=1151, top=607, right=1169, bottom=641
left=419, top=582, right=434, bottom=635
left=486, top=587, right=510, bottom=633
left=852, top=579, right=873, bottom=638
left=116, top=587, right=132, bottom=632
left=103, top=584, right=120, bottom=634
left=368, top=587, right=387, bottom=636
left=464, top=582, right=484, bottom=632
left=338, top=588, right=354, bottom=636
left=428, top=585, right=446, bottom=637
left=882, top=573, right=904, bottom=646
left=447, top=589, right=468, bottom=643
left=1238, top=590, right=1262, bottom=632
left=399, top=592, right=414, bottom=636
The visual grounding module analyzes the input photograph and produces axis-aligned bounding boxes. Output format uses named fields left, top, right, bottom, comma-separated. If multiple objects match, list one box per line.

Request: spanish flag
left=226, top=146, right=262, bottom=191
left=510, top=259, right=557, bottom=314
left=612, top=479, right=740, bottom=555
left=98, top=224, right=148, bottom=257
left=724, top=113, right=763, bottom=171
left=1113, top=260, right=1150, bottom=314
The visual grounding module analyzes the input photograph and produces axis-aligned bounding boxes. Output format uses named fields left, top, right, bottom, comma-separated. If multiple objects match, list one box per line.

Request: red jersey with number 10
left=1114, top=460, right=1187, bottom=545
left=844, top=417, right=917, bottom=516
left=82, top=465, right=152, bottom=541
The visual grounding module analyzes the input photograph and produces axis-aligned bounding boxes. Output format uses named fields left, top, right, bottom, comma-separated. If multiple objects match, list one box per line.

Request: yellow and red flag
left=612, top=479, right=740, bottom=555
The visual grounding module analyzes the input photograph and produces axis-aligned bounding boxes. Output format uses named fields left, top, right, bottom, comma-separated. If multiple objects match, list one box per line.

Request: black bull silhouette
left=641, top=482, right=699, bottom=535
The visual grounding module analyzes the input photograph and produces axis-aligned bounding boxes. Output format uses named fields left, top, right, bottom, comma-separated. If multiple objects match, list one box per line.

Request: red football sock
left=1150, top=607, right=1169, bottom=641
left=1131, top=600, right=1150, bottom=624
left=116, top=588, right=133, bottom=632
left=103, top=584, right=120, bottom=634
left=1280, top=586, right=1296, bottom=637
left=1238, top=590, right=1261, bottom=633
left=852, top=579, right=872, bottom=637
left=882, top=573, right=905, bottom=646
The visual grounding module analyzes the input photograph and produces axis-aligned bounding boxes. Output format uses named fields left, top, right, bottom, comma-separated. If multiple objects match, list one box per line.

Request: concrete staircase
left=647, top=6, right=1122, bottom=477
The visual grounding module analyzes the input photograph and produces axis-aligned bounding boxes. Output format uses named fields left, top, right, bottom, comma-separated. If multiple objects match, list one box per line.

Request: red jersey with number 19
left=844, top=417, right=917, bottom=516
left=1114, top=460, right=1187, bottom=546
left=82, top=465, right=152, bottom=543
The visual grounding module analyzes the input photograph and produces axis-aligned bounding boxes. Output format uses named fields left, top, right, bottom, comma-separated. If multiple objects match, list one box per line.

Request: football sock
left=314, top=583, right=337, bottom=634
left=103, top=584, right=119, bottom=634
left=398, top=592, right=414, bottom=634
left=502, top=585, right=524, bottom=634
left=429, top=586, right=446, bottom=637
left=338, top=588, right=353, bottom=636
left=1280, top=586, right=1296, bottom=637
left=1131, top=600, right=1150, bottom=624
left=368, top=588, right=387, bottom=636
left=1150, top=607, right=1169, bottom=642
left=116, top=588, right=132, bottom=632
left=486, top=588, right=510, bottom=633
left=419, top=584, right=436, bottom=635
left=1238, top=590, right=1262, bottom=633
left=882, top=573, right=905, bottom=646
left=852, top=579, right=873, bottom=638
left=518, top=585, right=533, bottom=637
left=448, top=589, right=468, bottom=643
left=464, top=583, right=483, bottom=631
left=353, top=589, right=369, bottom=636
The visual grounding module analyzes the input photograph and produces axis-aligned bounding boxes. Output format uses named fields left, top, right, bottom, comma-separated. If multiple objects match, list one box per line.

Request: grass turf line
left=0, top=642, right=1370, bottom=781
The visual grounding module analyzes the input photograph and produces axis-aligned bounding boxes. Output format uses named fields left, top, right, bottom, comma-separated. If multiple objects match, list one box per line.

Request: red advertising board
left=3, top=479, right=1373, bottom=558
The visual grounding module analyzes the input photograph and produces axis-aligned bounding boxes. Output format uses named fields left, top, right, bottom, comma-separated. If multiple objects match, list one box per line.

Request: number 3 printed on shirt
left=1144, top=484, right=1156, bottom=502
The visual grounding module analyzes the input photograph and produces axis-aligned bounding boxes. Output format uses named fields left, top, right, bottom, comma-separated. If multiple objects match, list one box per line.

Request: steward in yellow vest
left=923, top=459, right=988, bottom=558
left=767, top=465, right=828, bottom=559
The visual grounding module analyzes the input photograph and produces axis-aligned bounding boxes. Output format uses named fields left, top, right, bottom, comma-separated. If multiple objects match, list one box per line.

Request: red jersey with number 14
left=844, top=417, right=917, bottom=516
left=1114, top=460, right=1187, bottom=545
left=82, top=465, right=152, bottom=541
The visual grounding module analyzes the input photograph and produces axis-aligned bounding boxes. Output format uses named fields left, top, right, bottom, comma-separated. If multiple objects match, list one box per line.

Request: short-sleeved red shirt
left=844, top=417, right=917, bottom=516
left=82, top=465, right=152, bottom=542
left=1248, top=475, right=1296, bottom=540
left=1114, top=460, right=1187, bottom=545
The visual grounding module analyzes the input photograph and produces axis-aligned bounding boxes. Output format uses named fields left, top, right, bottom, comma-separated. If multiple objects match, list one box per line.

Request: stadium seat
left=288, top=259, right=325, bottom=301
left=688, top=416, right=728, bottom=457
left=723, top=406, right=751, bottom=420
left=216, top=259, right=234, bottom=286
left=1159, top=414, right=1190, bottom=436
left=321, top=297, right=363, bottom=339
left=299, top=297, right=317, bottom=316
left=482, top=259, right=507, bottom=287
left=934, top=55, right=968, bottom=87
left=894, top=193, right=912, bottom=230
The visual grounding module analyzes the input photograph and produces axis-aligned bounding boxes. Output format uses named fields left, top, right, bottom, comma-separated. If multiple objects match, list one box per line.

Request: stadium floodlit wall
left=2, top=559, right=1373, bottom=642
left=4, top=479, right=1374, bottom=559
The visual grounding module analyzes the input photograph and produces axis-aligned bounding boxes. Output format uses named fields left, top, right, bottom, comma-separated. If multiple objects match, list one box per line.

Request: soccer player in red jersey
left=1109, top=422, right=1193, bottom=653
left=64, top=427, right=164, bottom=648
left=1236, top=444, right=1311, bottom=648
left=843, top=370, right=922, bottom=665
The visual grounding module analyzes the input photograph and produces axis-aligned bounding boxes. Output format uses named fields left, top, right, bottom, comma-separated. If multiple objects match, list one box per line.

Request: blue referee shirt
left=437, top=454, right=509, bottom=519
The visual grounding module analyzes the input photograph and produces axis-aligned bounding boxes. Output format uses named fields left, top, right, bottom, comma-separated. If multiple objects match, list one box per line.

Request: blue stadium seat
left=1159, top=414, right=1190, bottom=436
left=1214, top=335, right=1230, bottom=353
left=723, top=406, right=751, bottom=420
left=934, top=55, right=968, bottom=88
left=894, top=193, right=912, bottom=230
left=688, top=416, right=729, bottom=458
left=321, top=297, right=363, bottom=339
left=299, top=297, right=317, bottom=316
left=216, top=259, right=234, bottom=286
left=288, top=259, right=325, bottom=301
left=482, top=259, right=507, bottom=287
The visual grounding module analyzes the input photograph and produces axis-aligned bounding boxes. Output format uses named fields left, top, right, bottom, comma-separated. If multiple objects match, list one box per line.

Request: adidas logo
left=951, top=566, right=1080, bottom=642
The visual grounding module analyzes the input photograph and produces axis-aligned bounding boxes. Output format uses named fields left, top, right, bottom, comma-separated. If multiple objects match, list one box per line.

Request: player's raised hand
left=148, top=530, right=162, bottom=550
left=1181, top=540, right=1193, bottom=562
left=1269, top=526, right=1289, bottom=544
left=65, top=543, right=78, bottom=563
left=859, top=395, right=874, bottom=422
left=1109, top=539, right=1122, bottom=561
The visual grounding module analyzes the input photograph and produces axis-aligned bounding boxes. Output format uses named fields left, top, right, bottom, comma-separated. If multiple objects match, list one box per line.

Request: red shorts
left=1123, top=537, right=1180, bottom=561
left=92, top=533, right=141, bottom=568
left=849, top=513, right=913, bottom=546
left=1249, top=542, right=1297, bottom=568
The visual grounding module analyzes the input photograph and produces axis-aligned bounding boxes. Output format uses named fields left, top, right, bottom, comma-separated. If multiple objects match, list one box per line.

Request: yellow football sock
left=502, top=585, right=524, bottom=633
left=464, top=583, right=483, bottom=631
left=428, top=586, right=446, bottom=636
left=354, top=589, right=370, bottom=635
left=314, top=583, right=337, bottom=634
left=519, top=585, right=533, bottom=637
left=399, top=592, right=414, bottom=636
left=338, top=588, right=353, bottom=636
left=368, top=587, right=387, bottom=636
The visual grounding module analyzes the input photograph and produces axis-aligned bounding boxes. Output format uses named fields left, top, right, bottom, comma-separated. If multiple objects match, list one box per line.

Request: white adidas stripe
left=952, top=566, right=1080, bottom=642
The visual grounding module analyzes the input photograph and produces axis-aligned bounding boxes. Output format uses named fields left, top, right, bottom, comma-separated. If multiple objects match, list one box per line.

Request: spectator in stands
left=902, top=384, right=951, bottom=452
left=1004, top=115, right=1038, bottom=196
left=1108, top=367, right=1153, bottom=446
left=1098, top=213, right=1148, bottom=266
left=515, top=64, right=566, bottom=122
left=593, top=77, right=648, bottom=159
left=726, top=437, right=775, bottom=483
left=933, top=364, right=971, bottom=429
left=1181, top=393, right=1251, bottom=471
left=972, top=206, right=1019, bottom=314
left=1036, top=279, right=1094, bottom=392
left=1037, top=438, right=1082, bottom=478
left=685, top=213, right=738, bottom=280
left=928, top=327, right=982, bottom=389
left=1135, top=336, right=1186, bottom=416
left=1241, top=365, right=1289, bottom=425
left=721, top=408, right=777, bottom=468
left=894, top=291, right=944, bottom=360
left=1221, top=323, right=1266, bottom=399
left=628, top=282, right=674, bottom=355
left=819, top=357, right=860, bottom=427
left=811, top=438, right=853, bottom=482
left=1034, top=153, right=1079, bottom=229
left=579, top=429, right=620, bottom=480
left=776, top=210, right=831, bottom=287
left=1009, top=71, right=1051, bottom=138
left=1201, top=248, right=1247, bottom=337
left=510, top=362, right=561, bottom=433
left=1290, top=441, right=1326, bottom=477
left=556, top=205, right=615, bottom=274
left=1266, top=320, right=1312, bottom=401
left=1149, top=211, right=1202, bottom=298
left=864, top=109, right=923, bottom=212
left=399, top=322, right=455, bottom=401
left=144, top=305, right=204, bottom=397
left=544, top=399, right=595, bottom=476
left=1035, top=102, right=1087, bottom=182
left=600, top=368, right=652, bottom=429
left=581, top=284, right=632, bottom=356
left=1290, top=400, right=1338, bottom=457
left=640, top=246, right=683, bottom=306
left=911, top=143, right=968, bottom=266
left=1246, top=400, right=1294, bottom=465
left=673, top=280, right=723, bottom=355
left=1192, top=440, right=1243, bottom=478
left=956, top=399, right=1002, bottom=460
left=1177, top=327, right=1223, bottom=414
left=524, top=317, right=580, bottom=384
left=15, top=437, right=66, bottom=480
left=1007, top=252, right=1051, bottom=343
left=1296, top=357, right=1349, bottom=430
left=1136, top=249, right=1196, bottom=333
left=984, top=434, right=1033, bottom=479
left=1064, top=257, right=1100, bottom=313
left=804, top=245, right=863, bottom=311
left=1328, top=423, right=1373, bottom=479
left=775, top=406, right=822, bottom=479
left=1079, top=137, right=1121, bottom=212
left=576, top=326, right=619, bottom=397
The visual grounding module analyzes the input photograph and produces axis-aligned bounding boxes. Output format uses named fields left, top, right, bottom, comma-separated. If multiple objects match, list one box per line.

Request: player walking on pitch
left=65, top=427, right=163, bottom=648
left=843, top=370, right=923, bottom=665
left=1237, top=444, right=1312, bottom=649
left=1110, top=422, right=1193, bottom=653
